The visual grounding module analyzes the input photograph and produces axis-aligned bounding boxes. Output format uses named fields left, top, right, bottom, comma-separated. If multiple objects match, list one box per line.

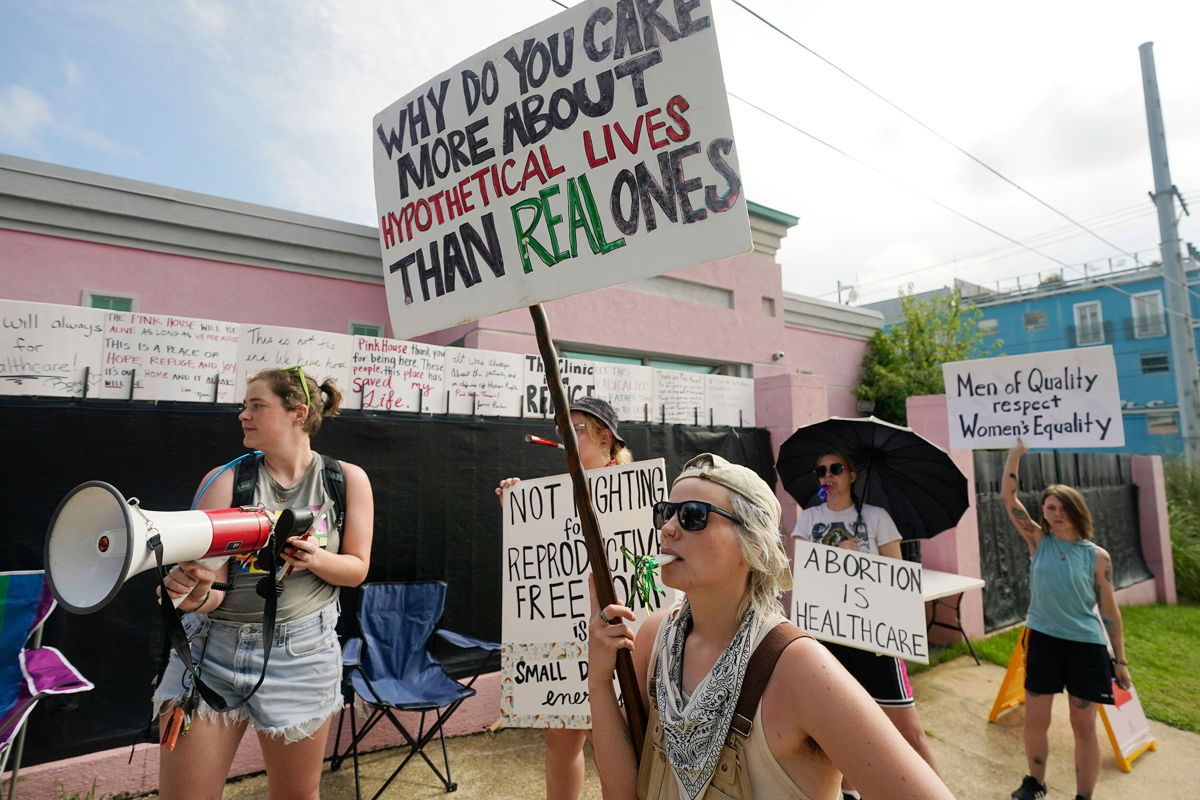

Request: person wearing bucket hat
left=587, top=454, right=951, bottom=800
left=494, top=395, right=635, bottom=800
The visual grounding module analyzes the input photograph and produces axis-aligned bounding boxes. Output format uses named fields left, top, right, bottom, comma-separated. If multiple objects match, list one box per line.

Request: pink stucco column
left=1128, top=455, right=1176, bottom=605
left=905, top=395, right=984, bottom=641
left=756, top=371, right=830, bottom=535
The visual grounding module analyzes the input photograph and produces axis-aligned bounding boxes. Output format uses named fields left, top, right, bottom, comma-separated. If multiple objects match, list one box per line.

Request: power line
left=726, top=0, right=1160, bottom=267
left=727, top=0, right=1200, bottom=304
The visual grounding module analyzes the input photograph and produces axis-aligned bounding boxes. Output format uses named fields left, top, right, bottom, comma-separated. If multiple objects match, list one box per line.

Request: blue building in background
left=865, top=257, right=1200, bottom=456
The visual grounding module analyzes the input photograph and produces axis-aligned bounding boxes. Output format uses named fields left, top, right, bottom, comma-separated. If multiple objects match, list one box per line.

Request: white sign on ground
left=943, top=346, right=1124, bottom=449
left=501, top=459, right=673, bottom=726
left=790, top=539, right=928, bottom=663
left=372, top=0, right=750, bottom=339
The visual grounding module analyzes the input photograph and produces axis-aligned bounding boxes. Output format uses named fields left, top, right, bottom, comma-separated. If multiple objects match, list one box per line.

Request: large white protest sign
left=100, top=312, right=239, bottom=402
left=791, top=539, right=928, bottom=663
left=0, top=301, right=104, bottom=398
left=501, top=459, right=675, bottom=727
left=943, top=346, right=1124, bottom=450
left=235, top=324, right=352, bottom=391
left=372, top=0, right=750, bottom=340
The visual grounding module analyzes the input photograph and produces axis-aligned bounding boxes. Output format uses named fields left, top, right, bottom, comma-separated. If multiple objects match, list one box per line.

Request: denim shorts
left=153, top=602, right=342, bottom=743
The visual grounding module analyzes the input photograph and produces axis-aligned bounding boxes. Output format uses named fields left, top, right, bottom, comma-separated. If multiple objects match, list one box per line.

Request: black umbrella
left=775, top=416, right=969, bottom=541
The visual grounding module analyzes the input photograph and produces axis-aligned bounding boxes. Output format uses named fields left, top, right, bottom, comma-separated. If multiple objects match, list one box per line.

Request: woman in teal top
left=1001, top=440, right=1132, bottom=800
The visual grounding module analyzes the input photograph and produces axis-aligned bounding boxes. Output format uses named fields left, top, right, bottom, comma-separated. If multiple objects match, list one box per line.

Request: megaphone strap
left=149, top=531, right=280, bottom=716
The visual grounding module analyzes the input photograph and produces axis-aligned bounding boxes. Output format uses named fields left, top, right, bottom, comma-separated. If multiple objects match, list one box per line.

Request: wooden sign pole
left=529, top=303, right=647, bottom=761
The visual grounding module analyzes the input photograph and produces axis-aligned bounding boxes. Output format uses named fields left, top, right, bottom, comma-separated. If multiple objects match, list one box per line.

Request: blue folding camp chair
left=0, top=570, right=92, bottom=799
left=330, top=582, right=499, bottom=797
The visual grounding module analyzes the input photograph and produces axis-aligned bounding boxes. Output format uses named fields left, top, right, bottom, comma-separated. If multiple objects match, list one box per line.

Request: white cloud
left=0, top=86, right=54, bottom=146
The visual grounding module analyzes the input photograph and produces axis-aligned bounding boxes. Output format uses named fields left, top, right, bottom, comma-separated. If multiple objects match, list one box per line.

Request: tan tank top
left=637, top=612, right=820, bottom=800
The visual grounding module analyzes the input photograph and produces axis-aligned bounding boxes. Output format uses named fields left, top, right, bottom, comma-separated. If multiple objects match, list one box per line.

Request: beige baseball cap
left=673, top=453, right=781, bottom=526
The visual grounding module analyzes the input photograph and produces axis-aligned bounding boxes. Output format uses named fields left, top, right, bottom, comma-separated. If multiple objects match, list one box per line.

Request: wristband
left=1112, top=658, right=1128, bottom=666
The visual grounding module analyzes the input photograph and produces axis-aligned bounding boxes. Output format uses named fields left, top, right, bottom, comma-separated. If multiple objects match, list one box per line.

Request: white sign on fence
left=706, top=373, right=755, bottom=427
left=790, top=539, right=928, bottom=663
left=372, top=0, right=750, bottom=340
left=0, top=301, right=103, bottom=398
left=501, top=459, right=674, bottom=727
left=235, top=324, right=352, bottom=392
left=100, top=312, right=239, bottom=402
left=522, top=354, right=596, bottom=417
left=350, top=336, right=447, bottom=413
left=653, top=368, right=705, bottom=423
left=445, top=347, right=525, bottom=416
left=943, top=346, right=1124, bottom=449
left=592, top=362, right=654, bottom=422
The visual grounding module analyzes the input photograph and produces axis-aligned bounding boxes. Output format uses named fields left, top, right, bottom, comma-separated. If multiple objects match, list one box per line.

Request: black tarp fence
left=973, top=450, right=1153, bottom=632
left=2, top=399, right=774, bottom=766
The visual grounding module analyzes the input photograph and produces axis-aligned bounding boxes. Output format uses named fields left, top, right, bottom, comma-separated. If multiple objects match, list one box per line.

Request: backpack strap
left=319, top=454, right=346, bottom=534
left=231, top=452, right=262, bottom=508
left=729, top=622, right=810, bottom=739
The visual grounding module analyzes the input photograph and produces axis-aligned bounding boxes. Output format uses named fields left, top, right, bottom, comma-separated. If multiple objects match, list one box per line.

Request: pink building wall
left=0, top=229, right=392, bottom=335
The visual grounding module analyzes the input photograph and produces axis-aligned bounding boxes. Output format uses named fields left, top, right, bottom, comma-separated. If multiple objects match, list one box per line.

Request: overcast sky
left=2, top=0, right=1196, bottom=306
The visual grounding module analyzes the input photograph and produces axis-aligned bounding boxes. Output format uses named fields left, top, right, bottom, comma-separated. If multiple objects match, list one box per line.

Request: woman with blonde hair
left=588, top=453, right=952, bottom=800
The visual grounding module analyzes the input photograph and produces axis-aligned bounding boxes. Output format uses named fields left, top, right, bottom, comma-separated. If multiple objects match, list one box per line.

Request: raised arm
left=1094, top=546, right=1132, bottom=690
left=1001, top=440, right=1042, bottom=556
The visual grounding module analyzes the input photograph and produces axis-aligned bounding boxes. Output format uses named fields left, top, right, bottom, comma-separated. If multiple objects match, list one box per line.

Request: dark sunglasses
left=815, top=463, right=846, bottom=478
left=653, top=500, right=743, bottom=532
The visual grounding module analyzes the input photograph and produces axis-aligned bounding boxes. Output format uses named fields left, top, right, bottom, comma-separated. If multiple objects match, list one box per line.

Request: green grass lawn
left=910, top=603, right=1200, bottom=733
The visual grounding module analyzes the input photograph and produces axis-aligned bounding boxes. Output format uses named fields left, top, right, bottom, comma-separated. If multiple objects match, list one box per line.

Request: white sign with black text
left=791, top=539, right=928, bottom=663
left=943, top=346, right=1124, bottom=449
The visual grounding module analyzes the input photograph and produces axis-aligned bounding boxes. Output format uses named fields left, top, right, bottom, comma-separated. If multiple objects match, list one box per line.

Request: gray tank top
left=209, top=451, right=341, bottom=622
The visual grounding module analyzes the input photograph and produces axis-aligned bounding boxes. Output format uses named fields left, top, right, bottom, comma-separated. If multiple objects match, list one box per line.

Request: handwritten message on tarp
left=501, top=459, right=674, bottom=727
left=943, top=346, right=1124, bottom=449
left=372, top=0, right=750, bottom=340
left=0, top=301, right=103, bottom=397
left=446, top=347, right=524, bottom=416
left=791, top=539, right=928, bottom=663
left=235, top=324, right=352, bottom=392
left=592, top=362, right=654, bottom=421
left=706, top=373, right=755, bottom=426
left=523, top=354, right=596, bottom=416
left=351, top=336, right=447, bottom=412
left=653, top=368, right=705, bottom=423
left=100, top=312, right=239, bottom=401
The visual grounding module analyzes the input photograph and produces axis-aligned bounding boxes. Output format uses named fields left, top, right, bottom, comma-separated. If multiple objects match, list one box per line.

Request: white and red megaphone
left=45, top=481, right=280, bottom=615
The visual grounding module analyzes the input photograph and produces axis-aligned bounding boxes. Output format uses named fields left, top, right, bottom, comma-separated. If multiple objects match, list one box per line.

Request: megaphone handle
left=166, top=556, right=230, bottom=608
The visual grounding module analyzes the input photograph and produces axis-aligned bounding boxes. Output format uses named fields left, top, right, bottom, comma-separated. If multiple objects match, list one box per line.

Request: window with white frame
left=1131, top=291, right=1166, bottom=338
left=1140, top=353, right=1169, bottom=374
left=1147, top=412, right=1178, bottom=435
left=83, top=290, right=135, bottom=311
left=1023, top=310, right=1046, bottom=331
left=348, top=322, right=382, bottom=337
left=1074, top=301, right=1104, bottom=346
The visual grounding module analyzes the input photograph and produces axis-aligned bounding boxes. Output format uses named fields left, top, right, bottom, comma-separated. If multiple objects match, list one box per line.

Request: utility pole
left=1139, top=42, right=1200, bottom=463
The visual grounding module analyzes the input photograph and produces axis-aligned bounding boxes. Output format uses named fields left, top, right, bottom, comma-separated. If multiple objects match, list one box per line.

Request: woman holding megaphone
left=155, top=366, right=374, bottom=800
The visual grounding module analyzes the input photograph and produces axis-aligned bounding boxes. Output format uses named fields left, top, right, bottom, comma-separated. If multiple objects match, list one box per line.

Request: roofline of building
left=0, top=153, right=802, bottom=278
left=783, top=291, right=884, bottom=340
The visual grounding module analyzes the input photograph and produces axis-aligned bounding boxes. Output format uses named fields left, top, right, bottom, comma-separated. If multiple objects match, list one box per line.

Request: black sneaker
left=1011, top=776, right=1047, bottom=800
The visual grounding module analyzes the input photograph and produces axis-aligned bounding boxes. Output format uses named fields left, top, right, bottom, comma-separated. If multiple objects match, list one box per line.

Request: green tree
left=855, top=289, right=1002, bottom=424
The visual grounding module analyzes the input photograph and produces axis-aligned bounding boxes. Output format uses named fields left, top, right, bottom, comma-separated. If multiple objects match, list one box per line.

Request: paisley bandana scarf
left=655, top=600, right=760, bottom=799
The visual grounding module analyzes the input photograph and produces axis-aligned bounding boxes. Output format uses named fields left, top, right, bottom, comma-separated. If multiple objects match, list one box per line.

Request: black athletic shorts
left=825, top=641, right=914, bottom=707
left=1024, top=628, right=1115, bottom=705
